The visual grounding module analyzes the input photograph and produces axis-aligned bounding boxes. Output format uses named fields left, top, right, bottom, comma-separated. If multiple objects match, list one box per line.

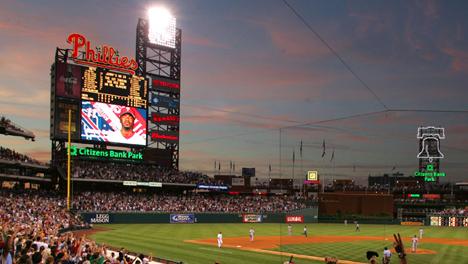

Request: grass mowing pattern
left=90, top=223, right=467, bottom=264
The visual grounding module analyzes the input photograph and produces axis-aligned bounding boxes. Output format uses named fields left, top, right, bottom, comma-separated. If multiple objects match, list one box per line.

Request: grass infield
left=89, top=223, right=467, bottom=264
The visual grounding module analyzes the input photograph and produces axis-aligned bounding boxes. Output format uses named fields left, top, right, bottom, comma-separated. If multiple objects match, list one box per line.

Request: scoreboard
left=430, top=216, right=468, bottom=227
left=52, top=61, right=148, bottom=146
left=82, top=67, right=147, bottom=108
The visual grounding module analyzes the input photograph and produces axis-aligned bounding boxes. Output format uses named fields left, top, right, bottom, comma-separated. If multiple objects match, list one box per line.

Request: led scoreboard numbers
left=430, top=216, right=468, bottom=227
left=82, top=67, right=148, bottom=108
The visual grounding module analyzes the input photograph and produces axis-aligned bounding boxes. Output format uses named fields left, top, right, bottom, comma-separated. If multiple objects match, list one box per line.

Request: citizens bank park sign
left=68, top=146, right=143, bottom=161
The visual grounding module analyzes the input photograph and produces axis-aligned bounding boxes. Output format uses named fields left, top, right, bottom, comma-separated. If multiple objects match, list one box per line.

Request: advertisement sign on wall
left=170, top=214, right=195, bottom=223
left=285, top=215, right=304, bottom=223
left=242, top=214, right=263, bottom=223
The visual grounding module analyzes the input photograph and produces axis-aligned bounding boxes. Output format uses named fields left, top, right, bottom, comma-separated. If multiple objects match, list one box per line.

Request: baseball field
left=88, top=223, right=468, bottom=264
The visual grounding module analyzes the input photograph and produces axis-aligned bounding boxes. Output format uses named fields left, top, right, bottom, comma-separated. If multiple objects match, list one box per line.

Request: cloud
left=184, top=34, right=229, bottom=49
left=442, top=47, right=468, bottom=73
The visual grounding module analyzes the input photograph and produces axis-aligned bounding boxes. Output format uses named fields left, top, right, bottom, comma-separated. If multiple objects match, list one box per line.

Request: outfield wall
left=80, top=207, right=318, bottom=224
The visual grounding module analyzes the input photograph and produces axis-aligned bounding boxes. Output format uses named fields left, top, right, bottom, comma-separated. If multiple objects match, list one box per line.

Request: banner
left=242, top=214, right=262, bottom=223
left=89, top=213, right=111, bottom=224
left=170, top=214, right=195, bottom=224
left=400, top=221, right=424, bottom=226
left=286, top=215, right=304, bottom=223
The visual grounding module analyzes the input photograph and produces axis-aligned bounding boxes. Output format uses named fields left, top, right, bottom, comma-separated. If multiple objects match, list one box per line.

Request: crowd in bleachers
left=72, top=192, right=306, bottom=213
left=0, top=189, right=173, bottom=264
left=0, top=147, right=43, bottom=165
left=432, top=207, right=467, bottom=216
left=71, top=160, right=220, bottom=185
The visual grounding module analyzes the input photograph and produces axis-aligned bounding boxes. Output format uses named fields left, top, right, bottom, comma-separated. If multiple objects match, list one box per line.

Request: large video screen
left=81, top=101, right=147, bottom=146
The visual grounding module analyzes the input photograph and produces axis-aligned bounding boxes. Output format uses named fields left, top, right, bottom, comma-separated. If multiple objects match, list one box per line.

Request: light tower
left=136, top=7, right=181, bottom=169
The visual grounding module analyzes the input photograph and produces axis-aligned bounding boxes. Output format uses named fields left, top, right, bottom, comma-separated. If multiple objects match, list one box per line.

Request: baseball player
left=217, top=232, right=223, bottom=248
left=287, top=224, right=292, bottom=236
left=411, top=235, right=418, bottom=253
left=419, top=228, right=424, bottom=239
left=382, top=247, right=392, bottom=264
left=249, top=228, right=255, bottom=241
left=303, top=226, right=308, bottom=237
left=355, top=221, right=360, bottom=232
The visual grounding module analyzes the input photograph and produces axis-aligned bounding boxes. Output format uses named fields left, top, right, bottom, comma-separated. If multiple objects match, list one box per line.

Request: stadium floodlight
left=147, top=7, right=176, bottom=48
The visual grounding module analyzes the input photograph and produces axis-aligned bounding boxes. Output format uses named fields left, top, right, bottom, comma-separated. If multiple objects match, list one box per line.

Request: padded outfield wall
left=80, top=207, right=318, bottom=224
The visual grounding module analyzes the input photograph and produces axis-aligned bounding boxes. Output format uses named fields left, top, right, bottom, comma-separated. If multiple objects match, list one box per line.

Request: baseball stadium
left=1, top=1, right=467, bottom=264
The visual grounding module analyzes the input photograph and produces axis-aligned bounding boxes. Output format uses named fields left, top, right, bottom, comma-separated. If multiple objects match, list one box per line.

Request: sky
left=0, top=0, right=467, bottom=183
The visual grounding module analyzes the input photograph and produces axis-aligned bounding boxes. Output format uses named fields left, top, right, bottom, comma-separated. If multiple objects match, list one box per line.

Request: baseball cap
left=120, top=109, right=135, bottom=119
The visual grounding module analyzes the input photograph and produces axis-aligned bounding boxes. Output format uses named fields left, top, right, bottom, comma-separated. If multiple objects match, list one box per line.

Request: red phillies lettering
left=67, top=33, right=138, bottom=74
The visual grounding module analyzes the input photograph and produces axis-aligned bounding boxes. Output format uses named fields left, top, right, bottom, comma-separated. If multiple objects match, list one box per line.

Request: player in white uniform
left=249, top=228, right=255, bottom=241
left=419, top=228, right=424, bottom=239
left=303, top=226, right=308, bottom=237
left=382, top=247, right=392, bottom=264
left=287, top=224, right=292, bottom=236
left=411, top=235, right=418, bottom=253
left=355, top=222, right=360, bottom=232
left=217, top=232, right=223, bottom=248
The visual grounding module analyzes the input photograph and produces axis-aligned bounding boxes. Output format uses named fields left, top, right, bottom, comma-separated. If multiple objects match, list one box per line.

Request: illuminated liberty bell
left=417, top=127, right=445, bottom=162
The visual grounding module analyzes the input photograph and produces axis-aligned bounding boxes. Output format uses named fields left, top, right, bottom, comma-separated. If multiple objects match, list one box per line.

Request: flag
left=218, top=162, right=221, bottom=171
left=300, top=140, right=303, bottom=158
left=233, top=162, right=235, bottom=172
left=293, top=150, right=295, bottom=164
left=269, top=164, right=271, bottom=172
left=230, top=161, right=232, bottom=171
left=330, top=149, right=335, bottom=162
left=214, top=160, right=217, bottom=170
left=321, top=139, right=326, bottom=158
left=392, top=166, right=396, bottom=171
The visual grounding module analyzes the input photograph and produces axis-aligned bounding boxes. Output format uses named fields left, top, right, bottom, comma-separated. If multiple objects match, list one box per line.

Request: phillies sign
left=67, top=33, right=138, bottom=75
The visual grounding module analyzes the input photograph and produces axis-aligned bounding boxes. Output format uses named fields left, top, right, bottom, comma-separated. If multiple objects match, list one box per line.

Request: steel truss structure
left=136, top=18, right=181, bottom=169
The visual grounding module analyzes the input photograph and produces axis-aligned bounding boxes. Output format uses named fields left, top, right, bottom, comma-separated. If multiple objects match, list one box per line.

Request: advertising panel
left=285, top=215, right=304, bottom=223
left=81, top=101, right=147, bottom=146
left=54, top=98, right=80, bottom=140
left=150, top=130, right=179, bottom=143
left=151, top=113, right=180, bottom=126
left=55, top=61, right=82, bottom=99
left=242, top=214, right=263, bottom=223
left=170, top=214, right=195, bottom=224
left=151, top=94, right=180, bottom=109
left=152, top=76, right=180, bottom=94
left=89, top=213, right=111, bottom=224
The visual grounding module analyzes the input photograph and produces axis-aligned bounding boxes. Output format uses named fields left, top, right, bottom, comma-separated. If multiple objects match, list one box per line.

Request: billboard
left=152, top=76, right=180, bottom=94
left=53, top=98, right=81, bottom=140
left=81, top=101, right=147, bottom=146
left=242, top=168, right=256, bottom=177
left=151, top=113, right=180, bottom=126
left=285, top=215, right=304, bottom=223
left=151, top=94, right=180, bottom=109
left=242, top=214, right=262, bottom=223
left=150, top=130, right=179, bottom=143
left=55, top=62, right=82, bottom=99
left=170, top=214, right=195, bottom=224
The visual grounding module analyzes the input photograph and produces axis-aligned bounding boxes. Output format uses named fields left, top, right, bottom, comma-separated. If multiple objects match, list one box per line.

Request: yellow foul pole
left=67, top=109, right=71, bottom=210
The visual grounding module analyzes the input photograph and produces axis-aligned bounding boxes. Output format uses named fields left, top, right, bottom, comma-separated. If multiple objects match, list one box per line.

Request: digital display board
left=81, top=101, right=147, bottom=146
left=152, top=76, right=180, bottom=94
left=430, top=216, right=468, bottom=227
left=82, top=67, right=148, bottom=108
left=151, top=113, right=180, bottom=125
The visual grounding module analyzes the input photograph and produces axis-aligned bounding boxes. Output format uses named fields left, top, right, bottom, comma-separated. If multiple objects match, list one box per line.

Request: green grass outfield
left=90, top=223, right=467, bottom=264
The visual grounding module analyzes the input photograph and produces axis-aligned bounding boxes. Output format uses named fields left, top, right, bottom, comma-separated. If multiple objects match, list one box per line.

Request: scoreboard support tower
left=136, top=18, right=181, bottom=169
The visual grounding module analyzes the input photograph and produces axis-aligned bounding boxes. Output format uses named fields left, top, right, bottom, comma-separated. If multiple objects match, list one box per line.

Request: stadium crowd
left=0, top=147, right=43, bottom=165
left=71, top=161, right=220, bottom=185
left=0, top=189, right=160, bottom=264
left=72, top=192, right=306, bottom=213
